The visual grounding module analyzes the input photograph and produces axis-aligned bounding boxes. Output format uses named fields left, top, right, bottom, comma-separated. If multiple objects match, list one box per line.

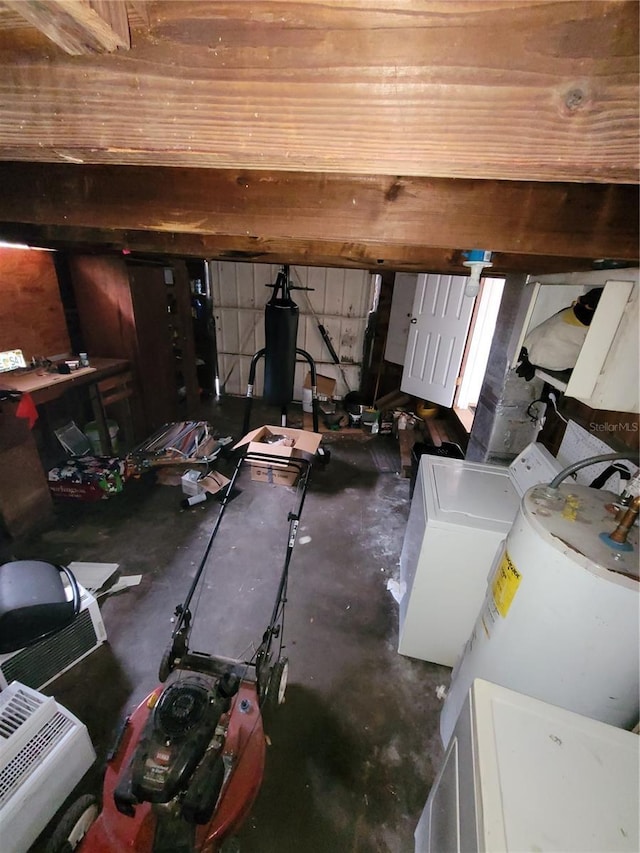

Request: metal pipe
left=204, top=260, right=221, bottom=400
left=547, top=452, right=639, bottom=490
left=608, top=495, right=640, bottom=545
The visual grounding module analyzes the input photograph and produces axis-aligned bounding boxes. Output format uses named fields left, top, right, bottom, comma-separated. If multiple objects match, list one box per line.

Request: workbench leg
left=88, top=384, right=111, bottom=455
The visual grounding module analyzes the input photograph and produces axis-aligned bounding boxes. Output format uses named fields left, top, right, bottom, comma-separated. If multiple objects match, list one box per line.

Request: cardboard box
left=48, top=480, right=106, bottom=501
left=303, top=372, right=337, bottom=399
left=48, top=456, right=126, bottom=501
left=234, top=425, right=322, bottom=486
left=199, top=471, right=230, bottom=496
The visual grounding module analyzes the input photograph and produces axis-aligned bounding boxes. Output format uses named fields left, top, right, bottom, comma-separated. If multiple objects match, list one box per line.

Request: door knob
left=410, top=318, right=417, bottom=324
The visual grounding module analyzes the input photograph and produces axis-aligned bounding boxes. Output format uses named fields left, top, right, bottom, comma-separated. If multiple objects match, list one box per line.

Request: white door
left=384, top=272, right=418, bottom=365
left=401, top=273, right=476, bottom=407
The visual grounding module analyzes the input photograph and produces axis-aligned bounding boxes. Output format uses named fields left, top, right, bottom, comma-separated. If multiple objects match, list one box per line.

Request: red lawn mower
left=41, top=446, right=316, bottom=853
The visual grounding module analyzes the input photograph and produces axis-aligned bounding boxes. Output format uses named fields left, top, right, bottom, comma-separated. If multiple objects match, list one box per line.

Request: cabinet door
left=128, top=265, right=178, bottom=432
left=566, top=280, right=636, bottom=411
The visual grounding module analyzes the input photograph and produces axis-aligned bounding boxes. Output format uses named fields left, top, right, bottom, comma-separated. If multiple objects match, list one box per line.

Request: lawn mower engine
left=114, top=672, right=240, bottom=844
left=70, top=670, right=265, bottom=853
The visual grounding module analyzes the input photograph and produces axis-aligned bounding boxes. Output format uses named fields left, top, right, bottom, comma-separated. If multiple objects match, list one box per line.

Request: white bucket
left=302, top=387, right=313, bottom=413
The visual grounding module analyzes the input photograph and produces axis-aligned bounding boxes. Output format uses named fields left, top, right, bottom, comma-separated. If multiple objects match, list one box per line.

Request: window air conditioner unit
left=0, top=585, right=107, bottom=691
left=0, top=681, right=96, bottom=853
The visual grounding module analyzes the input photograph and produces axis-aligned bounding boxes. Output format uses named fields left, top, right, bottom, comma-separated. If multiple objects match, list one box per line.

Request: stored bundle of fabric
left=516, top=288, right=602, bottom=380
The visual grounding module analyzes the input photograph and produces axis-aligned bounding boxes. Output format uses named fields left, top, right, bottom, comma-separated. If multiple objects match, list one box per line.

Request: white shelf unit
left=513, top=269, right=639, bottom=413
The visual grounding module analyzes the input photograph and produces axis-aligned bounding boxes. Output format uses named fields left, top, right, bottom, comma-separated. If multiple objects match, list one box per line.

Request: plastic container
left=85, top=420, right=119, bottom=456
left=302, top=387, right=313, bottom=413
left=416, top=400, right=439, bottom=419
left=181, top=469, right=203, bottom=496
left=361, top=408, right=379, bottom=432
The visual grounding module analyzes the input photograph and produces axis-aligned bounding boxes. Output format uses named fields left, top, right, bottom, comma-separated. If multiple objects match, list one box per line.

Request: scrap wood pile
left=373, top=390, right=465, bottom=477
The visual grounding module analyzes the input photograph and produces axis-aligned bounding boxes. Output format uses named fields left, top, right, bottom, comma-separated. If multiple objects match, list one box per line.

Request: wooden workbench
left=0, top=358, right=130, bottom=537
left=4, top=357, right=128, bottom=402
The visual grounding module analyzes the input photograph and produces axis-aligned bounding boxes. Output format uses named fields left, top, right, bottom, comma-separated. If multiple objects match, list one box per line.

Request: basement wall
left=0, top=247, right=70, bottom=361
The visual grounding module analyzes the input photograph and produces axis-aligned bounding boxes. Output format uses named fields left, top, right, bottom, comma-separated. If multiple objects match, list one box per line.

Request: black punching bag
left=264, top=267, right=299, bottom=406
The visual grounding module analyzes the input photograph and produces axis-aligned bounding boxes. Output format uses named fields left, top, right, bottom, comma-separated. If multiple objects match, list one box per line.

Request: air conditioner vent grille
left=0, top=608, right=97, bottom=689
left=0, top=687, right=44, bottom=739
left=0, top=682, right=95, bottom=853
left=0, top=712, right=73, bottom=807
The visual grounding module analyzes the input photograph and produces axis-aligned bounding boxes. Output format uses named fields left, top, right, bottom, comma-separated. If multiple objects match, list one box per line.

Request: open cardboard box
left=234, top=424, right=322, bottom=486
left=303, top=372, right=337, bottom=399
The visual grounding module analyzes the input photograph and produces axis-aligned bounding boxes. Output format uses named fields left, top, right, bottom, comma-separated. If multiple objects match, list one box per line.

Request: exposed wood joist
left=0, top=221, right=610, bottom=275
left=0, top=164, right=636, bottom=269
left=3, top=0, right=132, bottom=54
left=0, top=1, right=636, bottom=183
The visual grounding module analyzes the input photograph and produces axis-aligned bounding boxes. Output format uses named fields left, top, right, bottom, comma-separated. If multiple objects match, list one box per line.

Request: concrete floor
left=4, top=397, right=451, bottom=853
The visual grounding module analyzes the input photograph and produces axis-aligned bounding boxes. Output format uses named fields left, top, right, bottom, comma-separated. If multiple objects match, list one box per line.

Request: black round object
left=0, top=560, right=80, bottom=654
left=573, top=287, right=603, bottom=325
left=261, top=657, right=289, bottom=714
left=155, top=681, right=210, bottom=738
left=270, top=658, right=288, bottom=706
left=343, top=391, right=366, bottom=414
left=158, top=643, right=175, bottom=682
left=44, top=794, right=98, bottom=853
left=217, top=669, right=240, bottom=699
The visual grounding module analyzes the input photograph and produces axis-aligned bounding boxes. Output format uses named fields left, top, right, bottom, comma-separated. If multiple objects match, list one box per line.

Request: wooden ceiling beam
left=0, top=163, right=636, bottom=262
left=3, top=0, right=130, bottom=54
left=0, top=1, right=636, bottom=182
left=0, top=221, right=609, bottom=274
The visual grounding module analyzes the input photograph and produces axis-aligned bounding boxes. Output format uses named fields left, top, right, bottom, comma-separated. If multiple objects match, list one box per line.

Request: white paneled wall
left=210, top=262, right=374, bottom=399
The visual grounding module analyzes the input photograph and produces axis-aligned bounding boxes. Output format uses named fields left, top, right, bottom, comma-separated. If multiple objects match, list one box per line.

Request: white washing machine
left=416, top=679, right=640, bottom=853
left=440, top=483, right=640, bottom=746
left=398, top=443, right=561, bottom=666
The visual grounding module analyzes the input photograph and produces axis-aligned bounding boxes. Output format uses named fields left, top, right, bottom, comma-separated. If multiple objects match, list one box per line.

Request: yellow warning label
left=492, top=552, right=522, bottom=618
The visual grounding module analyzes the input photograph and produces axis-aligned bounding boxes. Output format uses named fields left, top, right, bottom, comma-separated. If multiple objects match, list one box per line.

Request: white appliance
left=398, top=443, right=561, bottom=666
left=440, top=483, right=639, bottom=746
left=416, top=679, right=640, bottom=853
left=0, top=584, right=107, bottom=691
left=0, top=681, right=96, bottom=853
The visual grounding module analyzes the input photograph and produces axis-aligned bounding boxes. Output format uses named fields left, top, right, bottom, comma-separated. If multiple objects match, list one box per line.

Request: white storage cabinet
left=513, top=269, right=639, bottom=413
